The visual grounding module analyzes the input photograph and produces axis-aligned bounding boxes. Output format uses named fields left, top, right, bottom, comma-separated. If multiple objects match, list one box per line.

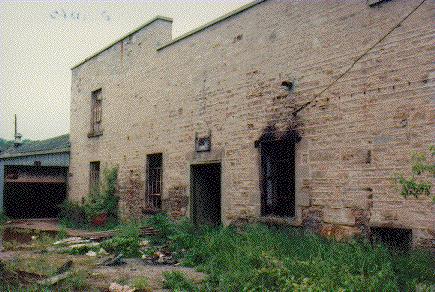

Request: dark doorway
left=191, top=163, right=221, bottom=227
left=4, top=182, right=67, bottom=219
left=3, top=165, right=68, bottom=219
left=260, top=140, right=295, bottom=217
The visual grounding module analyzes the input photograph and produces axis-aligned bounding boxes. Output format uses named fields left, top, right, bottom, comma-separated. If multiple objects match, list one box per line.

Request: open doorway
left=190, top=163, right=221, bottom=226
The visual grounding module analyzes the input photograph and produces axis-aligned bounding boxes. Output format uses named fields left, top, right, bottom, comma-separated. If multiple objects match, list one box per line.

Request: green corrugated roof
left=0, top=134, right=70, bottom=158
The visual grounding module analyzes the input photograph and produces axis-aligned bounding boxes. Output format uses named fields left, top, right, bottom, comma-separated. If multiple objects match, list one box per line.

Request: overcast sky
left=0, top=1, right=250, bottom=140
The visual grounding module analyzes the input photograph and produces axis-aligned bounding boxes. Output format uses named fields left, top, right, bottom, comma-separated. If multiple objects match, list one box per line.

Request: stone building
left=69, top=0, right=434, bottom=246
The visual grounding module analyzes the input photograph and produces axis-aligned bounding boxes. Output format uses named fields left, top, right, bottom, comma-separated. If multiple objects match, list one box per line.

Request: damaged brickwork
left=69, top=0, right=434, bottom=247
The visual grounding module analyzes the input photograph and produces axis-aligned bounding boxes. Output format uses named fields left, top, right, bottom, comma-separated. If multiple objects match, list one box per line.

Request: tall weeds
left=151, top=221, right=434, bottom=291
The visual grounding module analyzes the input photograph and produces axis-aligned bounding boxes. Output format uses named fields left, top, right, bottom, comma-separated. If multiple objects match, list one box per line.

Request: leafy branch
left=395, top=146, right=434, bottom=200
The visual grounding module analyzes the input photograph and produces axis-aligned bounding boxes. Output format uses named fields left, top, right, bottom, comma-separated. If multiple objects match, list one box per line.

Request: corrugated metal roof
left=0, top=134, right=70, bottom=159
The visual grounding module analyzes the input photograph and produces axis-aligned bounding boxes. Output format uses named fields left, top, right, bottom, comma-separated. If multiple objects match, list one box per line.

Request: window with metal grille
left=90, top=88, right=102, bottom=136
left=146, top=154, right=162, bottom=211
left=89, top=161, right=100, bottom=193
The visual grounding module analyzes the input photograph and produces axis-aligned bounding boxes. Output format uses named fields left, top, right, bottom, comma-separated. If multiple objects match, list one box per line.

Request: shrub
left=59, top=166, right=119, bottom=229
left=101, top=223, right=141, bottom=257
left=59, top=201, right=87, bottom=228
left=144, top=213, right=177, bottom=244
left=162, top=271, right=198, bottom=292
left=83, top=166, right=119, bottom=221
left=395, top=146, right=434, bottom=200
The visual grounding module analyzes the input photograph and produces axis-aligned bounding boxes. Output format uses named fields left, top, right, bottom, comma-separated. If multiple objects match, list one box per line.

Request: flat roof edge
left=157, top=0, right=266, bottom=51
left=0, top=148, right=70, bottom=160
left=71, top=15, right=173, bottom=70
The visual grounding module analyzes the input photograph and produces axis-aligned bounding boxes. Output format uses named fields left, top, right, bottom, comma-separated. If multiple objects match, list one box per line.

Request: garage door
left=4, top=165, right=68, bottom=219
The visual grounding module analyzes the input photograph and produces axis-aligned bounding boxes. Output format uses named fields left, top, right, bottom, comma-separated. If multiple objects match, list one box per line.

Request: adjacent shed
left=0, top=135, right=70, bottom=219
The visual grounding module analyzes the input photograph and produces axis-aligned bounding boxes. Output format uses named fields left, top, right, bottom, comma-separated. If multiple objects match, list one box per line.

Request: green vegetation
left=62, top=270, right=90, bottom=291
left=142, top=215, right=434, bottom=292
left=132, top=276, right=150, bottom=291
left=0, top=138, right=35, bottom=152
left=0, top=211, right=9, bottom=229
left=1, top=214, right=433, bottom=291
left=84, top=166, right=119, bottom=221
left=163, top=271, right=199, bottom=292
left=101, top=223, right=142, bottom=257
left=396, top=146, right=435, bottom=200
left=0, top=138, right=13, bottom=152
left=59, top=166, right=119, bottom=229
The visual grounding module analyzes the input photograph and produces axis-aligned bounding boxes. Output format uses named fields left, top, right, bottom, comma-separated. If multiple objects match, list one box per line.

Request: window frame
left=145, top=153, right=163, bottom=212
left=89, top=161, right=101, bottom=193
left=89, top=88, right=103, bottom=137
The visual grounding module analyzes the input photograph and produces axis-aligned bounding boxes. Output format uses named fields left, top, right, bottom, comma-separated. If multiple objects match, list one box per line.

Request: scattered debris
left=140, top=227, right=159, bottom=237
left=53, top=237, right=85, bottom=245
left=109, top=282, right=135, bottom=292
left=98, top=254, right=126, bottom=266
left=142, top=248, right=177, bottom=265
left=99, top=248, right=109, bottom=255
left=68, top=242, right=99, bottom=249
left=37, top=272, right=71, bottom=286
left=86, top=251, right=97, bottom=257
left=56, top=260, right=73, bottom=274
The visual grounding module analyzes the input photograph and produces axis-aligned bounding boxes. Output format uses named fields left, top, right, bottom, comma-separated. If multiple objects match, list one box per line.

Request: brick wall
left=69, top=0, right=434, bottom=246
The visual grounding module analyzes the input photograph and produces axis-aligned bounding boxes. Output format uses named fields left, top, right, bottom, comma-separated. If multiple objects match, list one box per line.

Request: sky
left=0, top=0, right=250, bottom=140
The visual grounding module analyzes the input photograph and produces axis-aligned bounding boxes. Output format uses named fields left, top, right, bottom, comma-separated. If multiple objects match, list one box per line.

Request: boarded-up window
left=89, top=161, right=100, bottom=193
left=90, top=89, right=103, bottom=135
left=146, top=154, right=162, bottom=211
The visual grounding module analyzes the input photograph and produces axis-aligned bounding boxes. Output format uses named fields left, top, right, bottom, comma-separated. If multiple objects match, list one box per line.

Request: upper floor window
left=89, top=88, right=103, bottom=137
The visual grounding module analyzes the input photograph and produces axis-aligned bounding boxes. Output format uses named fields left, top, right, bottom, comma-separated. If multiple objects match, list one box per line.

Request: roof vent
left=14, top=133, right=22, bottom=147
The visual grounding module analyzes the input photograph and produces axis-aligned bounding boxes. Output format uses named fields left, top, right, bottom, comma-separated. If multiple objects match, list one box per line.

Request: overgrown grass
left=145, top=215, right=434, bottom=291
left=132, top=276, right=151, bottom=291
left=162, top=271, right=199, bottom=292
left=101, top=222, right=142, bottom=257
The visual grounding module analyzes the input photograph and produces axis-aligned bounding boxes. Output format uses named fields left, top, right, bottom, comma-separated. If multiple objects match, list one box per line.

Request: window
left=145, top=154, right=163, bottom=211
left=89, top=88, right=103, bottom=137
left=260, top=141, right=295, bottom=217
left=89, top=161, right=100, bottom=192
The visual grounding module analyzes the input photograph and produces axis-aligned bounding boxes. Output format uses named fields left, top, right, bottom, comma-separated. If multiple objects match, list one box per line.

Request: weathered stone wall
left=69, top=0, right=434, bottom=246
